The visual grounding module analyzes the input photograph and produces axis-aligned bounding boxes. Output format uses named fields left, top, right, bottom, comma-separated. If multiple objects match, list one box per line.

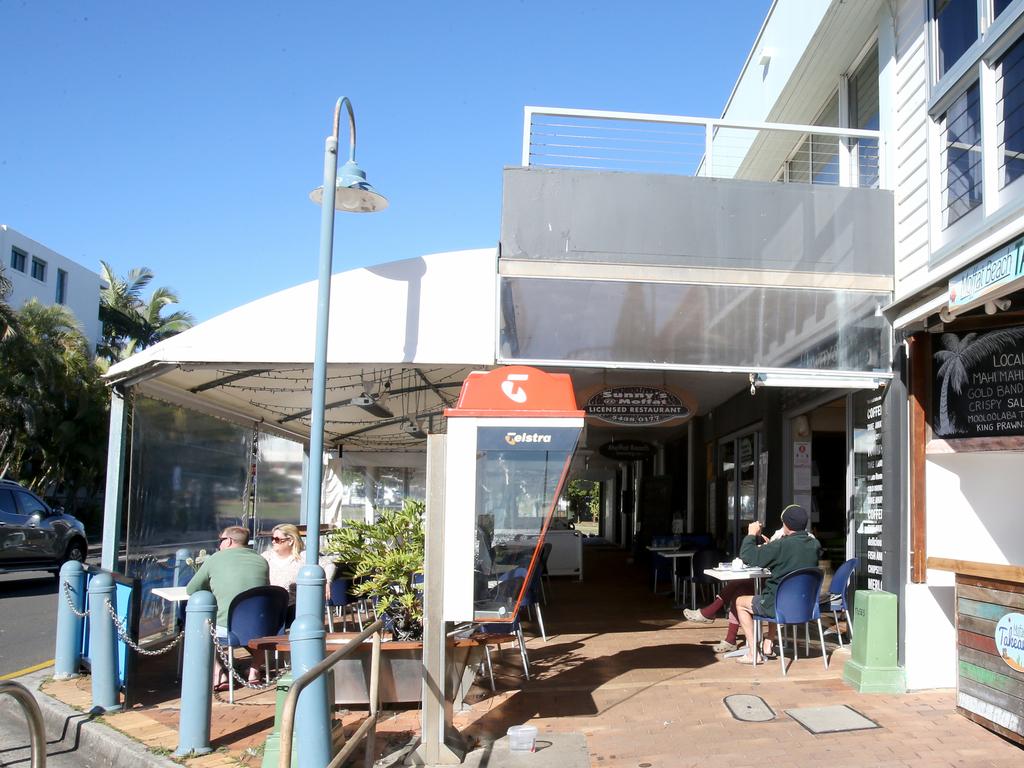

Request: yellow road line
left=0, top=659, right=54, bottom=680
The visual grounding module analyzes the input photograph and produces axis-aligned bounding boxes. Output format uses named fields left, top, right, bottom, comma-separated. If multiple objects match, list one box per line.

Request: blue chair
left=326, top=575, right=364, bottom=633
left=753, top=567, right=827, bottom=676
left=820, top=557, right=858, bottom=648
left=217, top=585, right=288, bottom=703
left=475, top=572, right=531, bottom=689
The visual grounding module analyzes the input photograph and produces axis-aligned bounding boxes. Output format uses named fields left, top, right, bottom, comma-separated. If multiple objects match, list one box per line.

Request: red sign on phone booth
left=443, top=367, right=584, bottom=623
left=446, top=366, right=584, bottom=418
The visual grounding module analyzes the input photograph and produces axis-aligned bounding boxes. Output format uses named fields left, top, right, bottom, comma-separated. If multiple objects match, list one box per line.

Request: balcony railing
left=522, top=106, right=884, bottom=189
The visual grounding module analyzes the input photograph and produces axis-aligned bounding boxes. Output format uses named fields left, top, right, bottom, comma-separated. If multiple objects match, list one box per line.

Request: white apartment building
left=1, top=225, right=102, bottom=350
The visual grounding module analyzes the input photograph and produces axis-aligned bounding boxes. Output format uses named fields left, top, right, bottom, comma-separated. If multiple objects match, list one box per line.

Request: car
left=0, top=479, right=88, bottom=577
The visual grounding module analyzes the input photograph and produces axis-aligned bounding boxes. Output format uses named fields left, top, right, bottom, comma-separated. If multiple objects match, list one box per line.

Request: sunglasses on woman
left=271, top=535, right=290, bottom=543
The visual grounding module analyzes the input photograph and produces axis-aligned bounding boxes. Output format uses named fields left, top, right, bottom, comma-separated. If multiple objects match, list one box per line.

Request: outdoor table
left=151, top=586, right=190, bottom=680
left=703, top=566, right=771, bottom=658
left=647, top=548, right=697, bottom=606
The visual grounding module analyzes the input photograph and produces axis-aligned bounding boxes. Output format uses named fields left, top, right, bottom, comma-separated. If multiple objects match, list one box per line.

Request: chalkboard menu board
left=932, top=327, right=1024, bottom=439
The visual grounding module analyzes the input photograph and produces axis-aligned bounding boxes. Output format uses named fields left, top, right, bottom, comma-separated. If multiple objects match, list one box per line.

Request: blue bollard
left=54, top=560, right=86, bottom=679
left=173, top=548, right=192, bottom=588
left=290, top=612, right=331, bottom=768
left=295, top=563, right=326, bottom=626
left=175, top=590, right=216, bottom=757
left=87, top=572, right=121, bottom=712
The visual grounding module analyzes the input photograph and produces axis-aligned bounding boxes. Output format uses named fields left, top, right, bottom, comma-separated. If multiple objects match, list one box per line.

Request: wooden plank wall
left=956, top=574, right=1024, bottom=745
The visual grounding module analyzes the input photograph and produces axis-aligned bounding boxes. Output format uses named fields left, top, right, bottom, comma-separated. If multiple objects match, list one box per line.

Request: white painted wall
left=1, top=225, right=102, bottom=350
left=904, top=451, right=1024, bottom=689
left=925, top=452, right=1024, bottom=565
left=719, top=0, right=832, bottom=123
left=904, top=583, right=957, bottom=689
left=890, top=0, right=931, bottom=296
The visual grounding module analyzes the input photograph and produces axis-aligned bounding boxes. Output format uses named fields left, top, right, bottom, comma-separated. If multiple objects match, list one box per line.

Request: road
left=0, top=572, right=58, bottom=679
left=0, top=703, right=103, bottom=768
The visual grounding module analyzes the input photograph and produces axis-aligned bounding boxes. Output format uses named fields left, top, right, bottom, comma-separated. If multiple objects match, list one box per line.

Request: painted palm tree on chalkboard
left=934, top=328, right=1024, bottom=436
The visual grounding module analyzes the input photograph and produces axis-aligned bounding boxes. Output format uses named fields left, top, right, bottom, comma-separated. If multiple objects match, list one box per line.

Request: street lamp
left=292, top=97, right=386, bottom=768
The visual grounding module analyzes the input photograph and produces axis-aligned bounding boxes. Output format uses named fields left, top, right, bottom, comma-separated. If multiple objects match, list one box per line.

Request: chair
left=325, top=575, right=363, bottom=633
left=217, top=585, right=289, bottom=703
left=685, top=548, right=725, bottom=608
left=753, top=567, right=827, bottom=676
left=537, top=542, right=553, bottom=604
left=507, top=566, right=546, bottom=642
left=820, top=557, right=858, bottom=647
left=475, top=572, right=531, bottom=689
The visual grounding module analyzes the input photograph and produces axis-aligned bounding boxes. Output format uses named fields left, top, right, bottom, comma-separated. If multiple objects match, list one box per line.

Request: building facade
left=1, top=225, right=102, bottom=350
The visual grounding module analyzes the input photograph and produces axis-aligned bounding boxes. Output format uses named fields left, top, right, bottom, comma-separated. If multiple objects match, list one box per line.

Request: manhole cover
left=723, top=694, right=775, bottom=722
left=786, top=704, right=880, bottom=734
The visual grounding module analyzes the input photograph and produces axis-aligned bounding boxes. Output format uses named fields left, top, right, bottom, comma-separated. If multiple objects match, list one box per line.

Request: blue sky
left=1, top=1, right=772, bottom=322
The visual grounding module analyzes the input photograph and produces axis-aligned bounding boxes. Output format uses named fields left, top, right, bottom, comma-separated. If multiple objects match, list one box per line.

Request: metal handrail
left=279, top=618, right=384, bottom=768
left=0, top=680, right=47, bottom=768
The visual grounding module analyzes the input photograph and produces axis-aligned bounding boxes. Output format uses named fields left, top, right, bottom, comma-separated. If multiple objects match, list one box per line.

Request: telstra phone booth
left=442, top=366, right=584, bottom=624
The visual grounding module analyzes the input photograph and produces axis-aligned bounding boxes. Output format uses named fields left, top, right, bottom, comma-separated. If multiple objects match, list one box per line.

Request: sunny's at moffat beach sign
left=584, top=386, right=691, bottom=426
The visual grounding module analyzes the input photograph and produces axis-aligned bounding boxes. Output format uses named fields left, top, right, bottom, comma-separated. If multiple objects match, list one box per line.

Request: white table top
left=151, top=586, right=189, bottom=602
left=656, top=550, right=697, bottom=559
left=703, top=567, right=769, bottom=581
left=646, top=545, right=680, bottom=553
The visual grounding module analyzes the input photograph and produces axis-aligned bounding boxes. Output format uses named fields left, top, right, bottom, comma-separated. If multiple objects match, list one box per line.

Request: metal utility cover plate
left=786, top=704, right=880, bottom=734
left=724, top=694, right=776, bottom=722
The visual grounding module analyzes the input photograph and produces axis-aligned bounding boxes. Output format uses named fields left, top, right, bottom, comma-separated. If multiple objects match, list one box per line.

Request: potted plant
left=324, top=498, right=425, bottom=641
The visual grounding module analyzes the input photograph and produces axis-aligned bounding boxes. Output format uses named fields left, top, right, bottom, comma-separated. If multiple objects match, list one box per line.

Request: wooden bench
left=248, top=631, right=517, bottom=707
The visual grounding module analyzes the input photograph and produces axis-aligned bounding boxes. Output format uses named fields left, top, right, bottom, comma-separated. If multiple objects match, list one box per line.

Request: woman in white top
left=261, top=523, right=336, bottom=606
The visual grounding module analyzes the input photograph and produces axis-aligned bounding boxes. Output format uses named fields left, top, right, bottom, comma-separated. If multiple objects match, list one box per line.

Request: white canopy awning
left=106, top=248, right=498, bottom=448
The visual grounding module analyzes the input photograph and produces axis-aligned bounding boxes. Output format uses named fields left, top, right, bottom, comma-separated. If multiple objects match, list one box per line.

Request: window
left=30, top=257, right=46, bottom=282
left=55, top=269, right=68, bottom=304
left=995, top=0, right=1014, bottom=19
left=941, top=81, right=983, bottom=227
left=787, top=93, right=841, bottom=185
left=935, top=0, right=978, bottom=77
left=997, top=36, right=1024, bottom=188
left=10, top=247, right=26, bottom=272
left=850, top=47, right=880, bottom=189
left=14, top=490, right=48, bottom=517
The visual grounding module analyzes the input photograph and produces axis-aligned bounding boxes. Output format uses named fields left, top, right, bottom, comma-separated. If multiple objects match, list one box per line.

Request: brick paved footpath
left=40, top=546, right=1024, bottom=767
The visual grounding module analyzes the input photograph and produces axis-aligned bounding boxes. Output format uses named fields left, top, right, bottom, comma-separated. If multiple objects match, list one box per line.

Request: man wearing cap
left=733, top=504, right=822, bottom=664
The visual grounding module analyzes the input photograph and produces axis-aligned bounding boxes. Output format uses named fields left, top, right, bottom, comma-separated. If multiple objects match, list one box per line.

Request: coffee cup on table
left=731, top=557, right=744, bottom=570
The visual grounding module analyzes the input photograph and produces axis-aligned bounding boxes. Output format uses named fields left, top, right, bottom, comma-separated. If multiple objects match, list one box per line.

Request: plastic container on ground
left=507, top=724, right=538, bottom=752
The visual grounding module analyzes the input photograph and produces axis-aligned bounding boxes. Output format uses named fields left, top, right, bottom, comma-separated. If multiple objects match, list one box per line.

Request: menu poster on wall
left=932, top=327, right=1024, bottom=439
left=853, top=390, right=885, bottom=591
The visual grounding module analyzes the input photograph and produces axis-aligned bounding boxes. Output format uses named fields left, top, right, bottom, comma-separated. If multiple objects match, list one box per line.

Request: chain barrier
left=206, top=619, right=287, bottom=691
left=104, top=599, right=185, bottom=656
left=62, top=581, right=89, bottom=618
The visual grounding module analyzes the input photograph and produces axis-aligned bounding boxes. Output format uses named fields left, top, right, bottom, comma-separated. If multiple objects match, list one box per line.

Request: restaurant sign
left=948, top=237, right=1024, bottom=311
left=995, top=613, right=1024, bottom=673
left=599, top=440, right=655, bottom=461
left=584, top=386, right=691, bottom=426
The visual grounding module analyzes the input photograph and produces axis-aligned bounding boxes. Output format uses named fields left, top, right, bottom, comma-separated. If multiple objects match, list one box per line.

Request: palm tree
left=0, top=300, right=107, bottom=493
left=98, top=261, right=194, bottom=362
left=0, top=263, right=17, bottom=341
left=934, top=328, right=1024, bottom=436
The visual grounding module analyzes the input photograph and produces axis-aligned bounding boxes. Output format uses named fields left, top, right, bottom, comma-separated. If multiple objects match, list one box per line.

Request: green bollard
left=261, top=672, right=299, bottom=768
left=843, top=589, right=906, bottom=693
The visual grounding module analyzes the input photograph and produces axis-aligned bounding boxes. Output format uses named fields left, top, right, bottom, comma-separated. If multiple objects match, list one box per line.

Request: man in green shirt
left=186, top=525, right=269, bottom=687
left=733, top=504, right=822, bottom=664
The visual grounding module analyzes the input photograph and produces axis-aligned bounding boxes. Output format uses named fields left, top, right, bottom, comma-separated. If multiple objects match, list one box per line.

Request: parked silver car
left=0, top=479, right=88, bottom=576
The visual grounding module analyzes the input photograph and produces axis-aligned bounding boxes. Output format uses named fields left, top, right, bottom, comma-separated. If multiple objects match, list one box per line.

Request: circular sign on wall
left=584, top=386, right=692, bottom=426
left=995, top=613, right=1024, bottom=673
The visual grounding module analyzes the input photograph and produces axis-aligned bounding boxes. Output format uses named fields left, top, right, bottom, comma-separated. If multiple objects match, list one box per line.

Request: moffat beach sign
left=948, top=237, right=1024, bottom=311
left=584, top=386, right=691, bottom=426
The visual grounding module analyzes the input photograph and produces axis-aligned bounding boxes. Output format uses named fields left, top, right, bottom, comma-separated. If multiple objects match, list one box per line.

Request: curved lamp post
left=293, top=97, right=386, bottom=768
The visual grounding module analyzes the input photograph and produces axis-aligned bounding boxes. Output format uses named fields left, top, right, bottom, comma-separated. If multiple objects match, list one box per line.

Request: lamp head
left=310, top=159, right=389, bottom=213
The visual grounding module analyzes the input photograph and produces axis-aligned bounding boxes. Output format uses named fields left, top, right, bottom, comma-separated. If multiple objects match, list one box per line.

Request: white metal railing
left=522, top=106, right=885, bottom=189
